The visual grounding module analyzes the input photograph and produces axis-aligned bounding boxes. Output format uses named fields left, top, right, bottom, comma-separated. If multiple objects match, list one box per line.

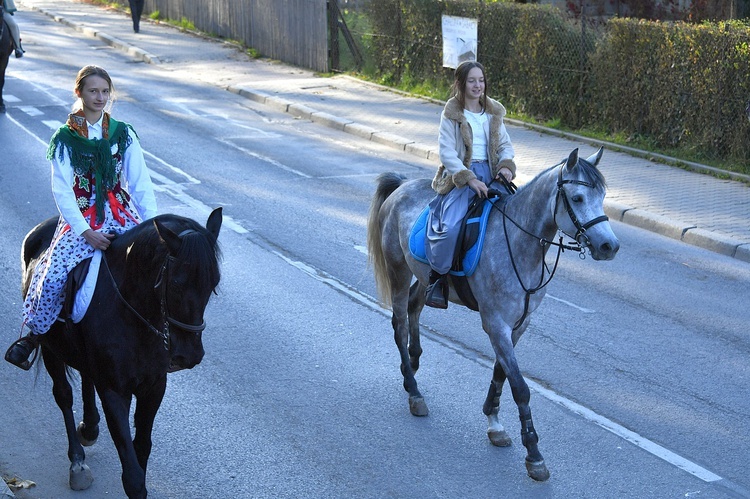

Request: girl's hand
left=468, top=178, right=488, bottom=199
left=82, top=229, right=115, bottom=251
left=496, top=167, right=513, bottom=182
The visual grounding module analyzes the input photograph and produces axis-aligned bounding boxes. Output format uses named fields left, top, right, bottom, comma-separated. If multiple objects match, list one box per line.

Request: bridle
left=488, top=160, right=608, bottom=329
left=553, top=161, right=610, bottom=248
left=101, top=229, right=207, bottom=351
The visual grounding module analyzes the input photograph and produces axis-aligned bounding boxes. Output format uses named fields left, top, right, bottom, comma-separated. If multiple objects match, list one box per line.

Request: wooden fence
left=139, top=0, right=330, bottom=72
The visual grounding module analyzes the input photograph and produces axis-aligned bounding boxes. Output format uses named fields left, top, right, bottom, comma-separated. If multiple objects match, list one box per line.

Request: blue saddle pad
left=409, top=200, right=494, bottom=277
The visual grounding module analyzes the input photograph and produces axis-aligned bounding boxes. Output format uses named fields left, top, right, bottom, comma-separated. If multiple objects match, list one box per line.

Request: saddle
left=61, top=254, right=101, bottom=324
left=409, top=191, right=508, bottom=311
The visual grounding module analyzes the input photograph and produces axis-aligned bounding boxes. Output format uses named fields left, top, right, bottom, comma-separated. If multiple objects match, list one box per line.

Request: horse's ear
left=585, top=146, right=604, bottom=167
left=566, top=148, right=579, bottom=171
left=154, top=219, right=181, bottom=254
left=206, top=207, right=223, bottom=241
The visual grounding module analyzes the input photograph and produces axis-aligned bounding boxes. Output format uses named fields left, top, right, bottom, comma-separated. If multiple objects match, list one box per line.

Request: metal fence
left=352, top=1, right=750, bottom=162
left=140, top=0, right=329, bottom=72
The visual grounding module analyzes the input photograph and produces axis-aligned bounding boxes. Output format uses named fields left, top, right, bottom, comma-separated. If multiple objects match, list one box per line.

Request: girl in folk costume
left=425, top=61, right=517, bottom=309
left=5, top=65, right=157, bottom=370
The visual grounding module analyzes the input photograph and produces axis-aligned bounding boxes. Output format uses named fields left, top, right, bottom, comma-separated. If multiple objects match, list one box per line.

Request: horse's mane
left=114, top=214, right=222, bottom=292
left=512, top=156, right=607, bottom=198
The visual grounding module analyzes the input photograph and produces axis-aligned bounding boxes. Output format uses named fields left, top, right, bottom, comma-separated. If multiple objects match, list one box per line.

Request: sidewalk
left=16, top=0, right=750, bottom=263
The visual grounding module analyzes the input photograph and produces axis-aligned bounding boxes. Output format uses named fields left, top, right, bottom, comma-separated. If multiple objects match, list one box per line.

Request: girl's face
left=77, top=75, right=110, bottom=120
left=464, top=67, right=485, bottom=103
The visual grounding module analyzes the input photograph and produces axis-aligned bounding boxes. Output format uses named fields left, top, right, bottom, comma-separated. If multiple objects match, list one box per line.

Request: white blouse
left=51, top=114, right=158, bottom=236
left=464, top=110, right=489, bottom=161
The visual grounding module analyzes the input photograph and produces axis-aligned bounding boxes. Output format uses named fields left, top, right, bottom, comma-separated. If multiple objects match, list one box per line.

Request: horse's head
left=153, top=208, right=223, bottom=372
left=554, top=148, right=619, bottom=261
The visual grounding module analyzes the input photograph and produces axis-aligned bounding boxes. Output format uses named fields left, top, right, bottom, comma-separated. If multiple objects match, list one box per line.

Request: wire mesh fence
left=338, top=0, right=750, bottom=165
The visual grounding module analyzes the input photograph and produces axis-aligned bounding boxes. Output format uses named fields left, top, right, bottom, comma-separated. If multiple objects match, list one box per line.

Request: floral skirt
left=21, top=203, right=141, bottom=336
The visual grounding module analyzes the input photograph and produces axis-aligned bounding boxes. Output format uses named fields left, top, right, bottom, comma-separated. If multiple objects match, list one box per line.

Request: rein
left=100, top=229, right=206, bottom=351
left=486, top=161, right=607, bottom=330
left=554, top=164, right=610, bottom=248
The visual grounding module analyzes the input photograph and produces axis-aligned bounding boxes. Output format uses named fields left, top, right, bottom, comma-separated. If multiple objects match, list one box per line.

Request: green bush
left=363, top=0, right=750, bottom=167
left=589, top=19, right=750, bottom=161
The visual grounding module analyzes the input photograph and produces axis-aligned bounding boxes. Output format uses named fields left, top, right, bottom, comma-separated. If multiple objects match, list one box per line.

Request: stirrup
left=425, top=278, right=448, bottom=309
left=4, top=337, right=39, bottom=371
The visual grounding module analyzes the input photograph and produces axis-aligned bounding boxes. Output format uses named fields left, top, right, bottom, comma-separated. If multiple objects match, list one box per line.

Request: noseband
left=154, top=253, right=207, bottom=335
left=554, top=162, right=609, bottom=248
left=488, top=160, right=609, bottom=330
left=102, top=229, right=206, bottom=351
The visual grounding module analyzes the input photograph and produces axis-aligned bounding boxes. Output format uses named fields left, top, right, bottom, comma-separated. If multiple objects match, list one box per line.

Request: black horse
left=23, top=208, right=222, bottom=498
left=0, top=9, right=13, bottom=113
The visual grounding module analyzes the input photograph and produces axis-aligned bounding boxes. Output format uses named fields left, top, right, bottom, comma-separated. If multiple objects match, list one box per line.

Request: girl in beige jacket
left=425, top=61, right=517, bottom=309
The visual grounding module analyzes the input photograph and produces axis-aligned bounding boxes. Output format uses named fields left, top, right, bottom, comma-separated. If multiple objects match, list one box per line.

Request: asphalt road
left=1, top=9, right=750, bottom=499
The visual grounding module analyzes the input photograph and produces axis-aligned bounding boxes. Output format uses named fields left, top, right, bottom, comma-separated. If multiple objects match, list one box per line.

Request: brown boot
left=4, top=334, right=40, bottom=370
left=425, top=271, right=448, bottom=309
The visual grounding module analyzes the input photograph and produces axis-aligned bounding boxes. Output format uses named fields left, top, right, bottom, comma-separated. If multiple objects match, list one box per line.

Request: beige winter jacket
left=432, top=96, right=516, bottom=194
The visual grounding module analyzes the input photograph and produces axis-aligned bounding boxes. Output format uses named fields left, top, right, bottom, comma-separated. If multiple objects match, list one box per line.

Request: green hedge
left=365, top=1, right=750, bottom=164
left=589, top=19, right=750, bottom=160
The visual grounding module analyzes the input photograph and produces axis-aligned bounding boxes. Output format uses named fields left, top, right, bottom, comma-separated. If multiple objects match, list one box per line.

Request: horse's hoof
left=525, top=459, right=550, bottom=482
left=488, top=429, right=512, bottom=447
left=408, top=396, right=429, bottom=416
left=77, top=422, right=99, bottom=446
left=69, top=462, right=94, bottom=490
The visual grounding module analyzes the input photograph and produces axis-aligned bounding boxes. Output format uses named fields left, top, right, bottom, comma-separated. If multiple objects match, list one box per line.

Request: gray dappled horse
left=367, top=148, right=619, bottom=481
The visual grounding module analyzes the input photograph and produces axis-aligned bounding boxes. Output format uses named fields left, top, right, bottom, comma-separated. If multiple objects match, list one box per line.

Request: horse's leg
left=482, top=361, right=512, bottom=447
left=41, top=347, right=94, bottom=491
left=391, top=268, right=427, bottom=416
left=484, top=320, right=549, bottom=481
left=406, top=280, right=426, bottom=372
left=98, top=388, right=147, bottom=498
left=132, top=376, right=167, bottom=473
left=77, top=375, right=100, bottom=446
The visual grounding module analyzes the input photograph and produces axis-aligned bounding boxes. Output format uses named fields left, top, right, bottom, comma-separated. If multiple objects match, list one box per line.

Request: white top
left=51, top=114, right=158, bottom=236
left=465, top=110, right=489, bottom=161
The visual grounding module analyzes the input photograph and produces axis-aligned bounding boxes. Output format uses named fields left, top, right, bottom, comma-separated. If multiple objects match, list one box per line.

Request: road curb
left=32, top=7, right=161, bottom=64
left=32, top=6, right=750, bottom=263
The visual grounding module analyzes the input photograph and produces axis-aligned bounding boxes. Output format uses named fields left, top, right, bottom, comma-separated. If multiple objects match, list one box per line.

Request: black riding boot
left=4, top=334, right=40, bottom=371
left=425, top=270, right=448, bottom=309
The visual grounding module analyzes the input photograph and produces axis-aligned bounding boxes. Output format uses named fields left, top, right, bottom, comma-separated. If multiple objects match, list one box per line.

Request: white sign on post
left=442, top=15, right=478, bottom=69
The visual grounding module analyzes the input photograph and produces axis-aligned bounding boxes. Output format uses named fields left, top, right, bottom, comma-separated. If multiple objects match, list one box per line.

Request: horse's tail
left=367, top=172, right=406, bottom=308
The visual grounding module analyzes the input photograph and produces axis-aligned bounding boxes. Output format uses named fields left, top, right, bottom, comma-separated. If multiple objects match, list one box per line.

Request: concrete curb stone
left=24, top=2, right=750, bottom=264
left=682, top=228, right=747, bottom=258
left=621, top=209, right=692, bottom=242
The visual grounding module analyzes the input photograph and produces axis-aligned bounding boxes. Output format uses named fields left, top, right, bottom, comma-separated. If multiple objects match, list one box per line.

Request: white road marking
left=19, top=106, right=44, bottom=117
left=143, top=150, right=201, bottom=184
left=545, top=294, right=595, bottom=313
left=278, top=248, right=725, bottom=486
left=218, top=138, right=311, bottom=178
left=6, top=107, right=727, bottom=487
left=528, top=379, right=722, bottom=483
left=8, top=114, right=49, bottom=147
left=43, top=120, right=65, bottom=131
